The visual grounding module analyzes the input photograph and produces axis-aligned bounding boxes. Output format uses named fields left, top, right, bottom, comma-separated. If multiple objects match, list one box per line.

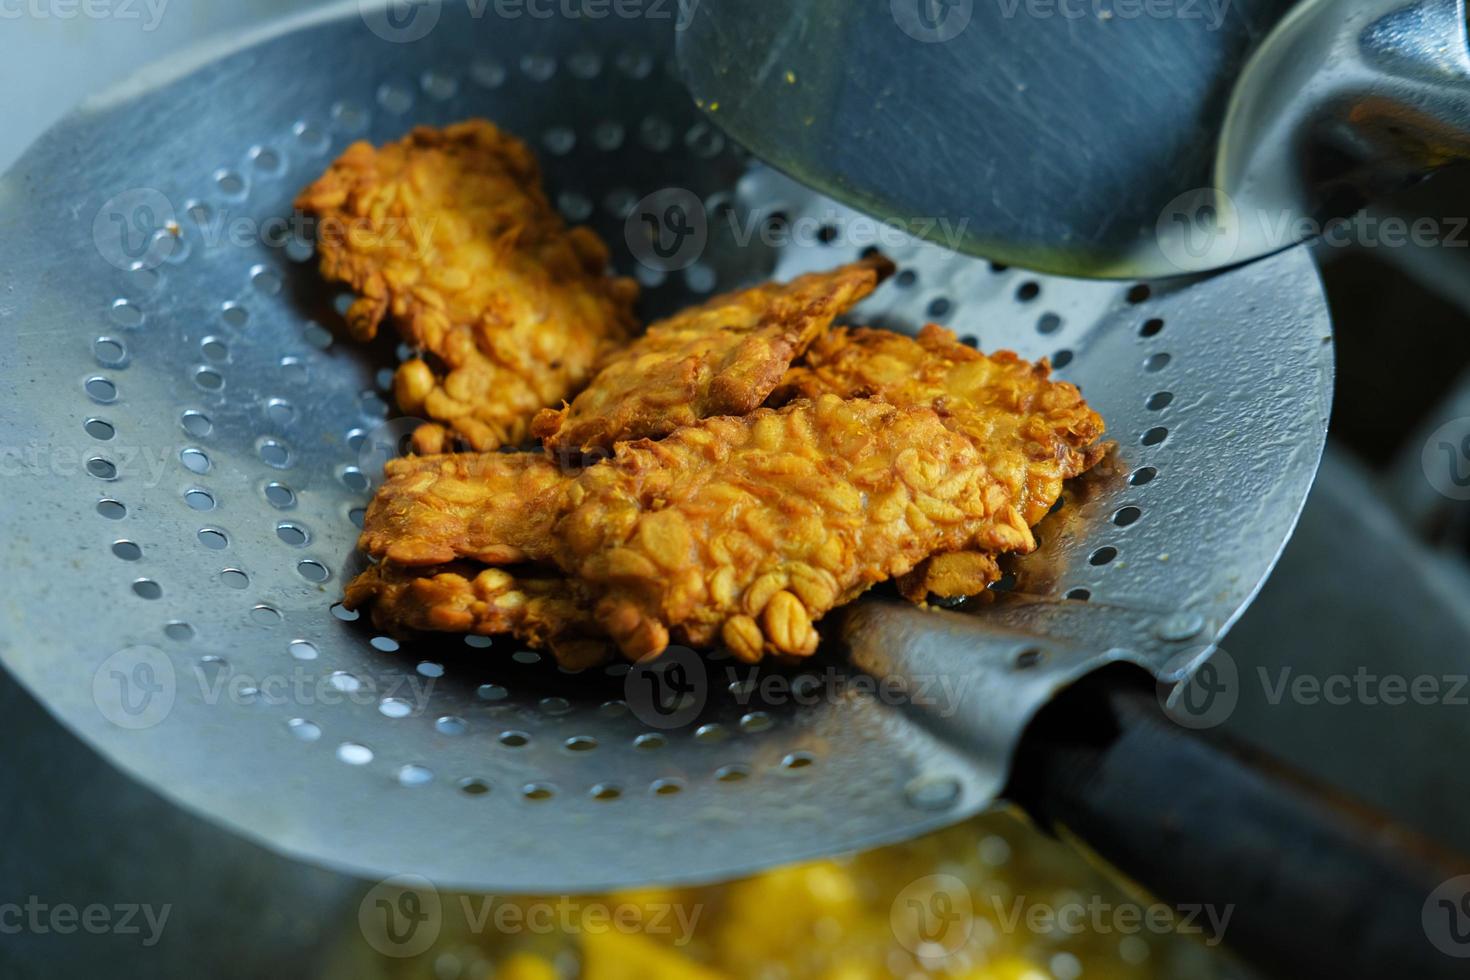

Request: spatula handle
left=1007, top=670, right=1470, bottom=980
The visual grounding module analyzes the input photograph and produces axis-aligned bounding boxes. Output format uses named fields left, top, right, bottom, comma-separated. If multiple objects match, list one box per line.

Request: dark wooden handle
left=1007, top=668, right=1470, bottom=980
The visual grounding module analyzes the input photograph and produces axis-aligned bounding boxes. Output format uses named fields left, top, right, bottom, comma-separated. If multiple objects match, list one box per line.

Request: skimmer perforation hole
left=197, top=527, right=229, bottom=550
left=336, top=742, right=373, bottom=766
left=86, top=377, right=117, bottom=403
left=398, top=764, right=433, bottom=787
left=275, top=522, right=308, bottom=546
left=94, top=338, right=127, bottom=367
left=181, top=411, right=212, bottom=437
left=288, top=718, right=321, bottom=742
left=297, top=560, right=329, bottom=583
left=180, top=448, right=211, bottom=474
left=110, top=299, right=143, bottom=327
left=85, top=419, right=115, bottom=440
left=520, top=53, right=556, bottom=81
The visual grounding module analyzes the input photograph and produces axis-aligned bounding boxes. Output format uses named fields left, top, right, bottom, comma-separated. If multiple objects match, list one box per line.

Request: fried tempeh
left=296, top=119, right=639, bottom=451
left=353, top=395, right=1070, bottom=662
left=345, top=561, right=610, bottom=669
left=531, top=255, right=893, bottom=455
left=348, top=328, right=1107, bottom=661
left=561, top=395, right=1063, bottom=661
left=356, top=451, right=569, bottom=567
left=777, top=324, right=1108, bottom=600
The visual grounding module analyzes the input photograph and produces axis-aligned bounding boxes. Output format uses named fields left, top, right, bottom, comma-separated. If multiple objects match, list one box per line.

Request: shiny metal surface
left=678, top=0, right=1470, bottom=278
left=0, top=0, right=1330, bottom=893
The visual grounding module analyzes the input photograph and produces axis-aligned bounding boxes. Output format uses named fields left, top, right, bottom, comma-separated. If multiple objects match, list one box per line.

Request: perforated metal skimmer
left=0, top=1, right=1332, bottom=892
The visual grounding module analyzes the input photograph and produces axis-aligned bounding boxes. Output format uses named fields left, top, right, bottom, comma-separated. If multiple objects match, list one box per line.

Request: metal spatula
left=676, top=0, right=1470, bottom=278
left=0, top=3, right=1458, bottom=978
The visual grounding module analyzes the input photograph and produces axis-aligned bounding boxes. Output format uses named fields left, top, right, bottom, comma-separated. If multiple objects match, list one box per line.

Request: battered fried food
left=357, top=450, right=568, bottom=567
left=531, top=255, right=894, bottom=454
left=295, top=120, right=640, bottom=451
left=352, top=394, right=1068, bottom=662
left=778, top=324, right=1108, bottom=599
left=563, top=395, right=1043, bottom=661
left=345, top=562, right=610, bottom=669
left=348, top=320, right=1107, bottom=662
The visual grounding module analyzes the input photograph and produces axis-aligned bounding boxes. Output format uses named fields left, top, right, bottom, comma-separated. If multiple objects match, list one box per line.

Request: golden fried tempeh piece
left=531, top=255, right=893, bottom=454
left=356, top=451, right=569, bottom=567
left=559, top=395, right=1052, bottom=662
left=345, top=562, right=611, bottom=669
left=895, top=551, right=1003, bottom=604
left=778, top=325, right=1107, bottom=599
left=296, top=119, right=639, bottom=450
